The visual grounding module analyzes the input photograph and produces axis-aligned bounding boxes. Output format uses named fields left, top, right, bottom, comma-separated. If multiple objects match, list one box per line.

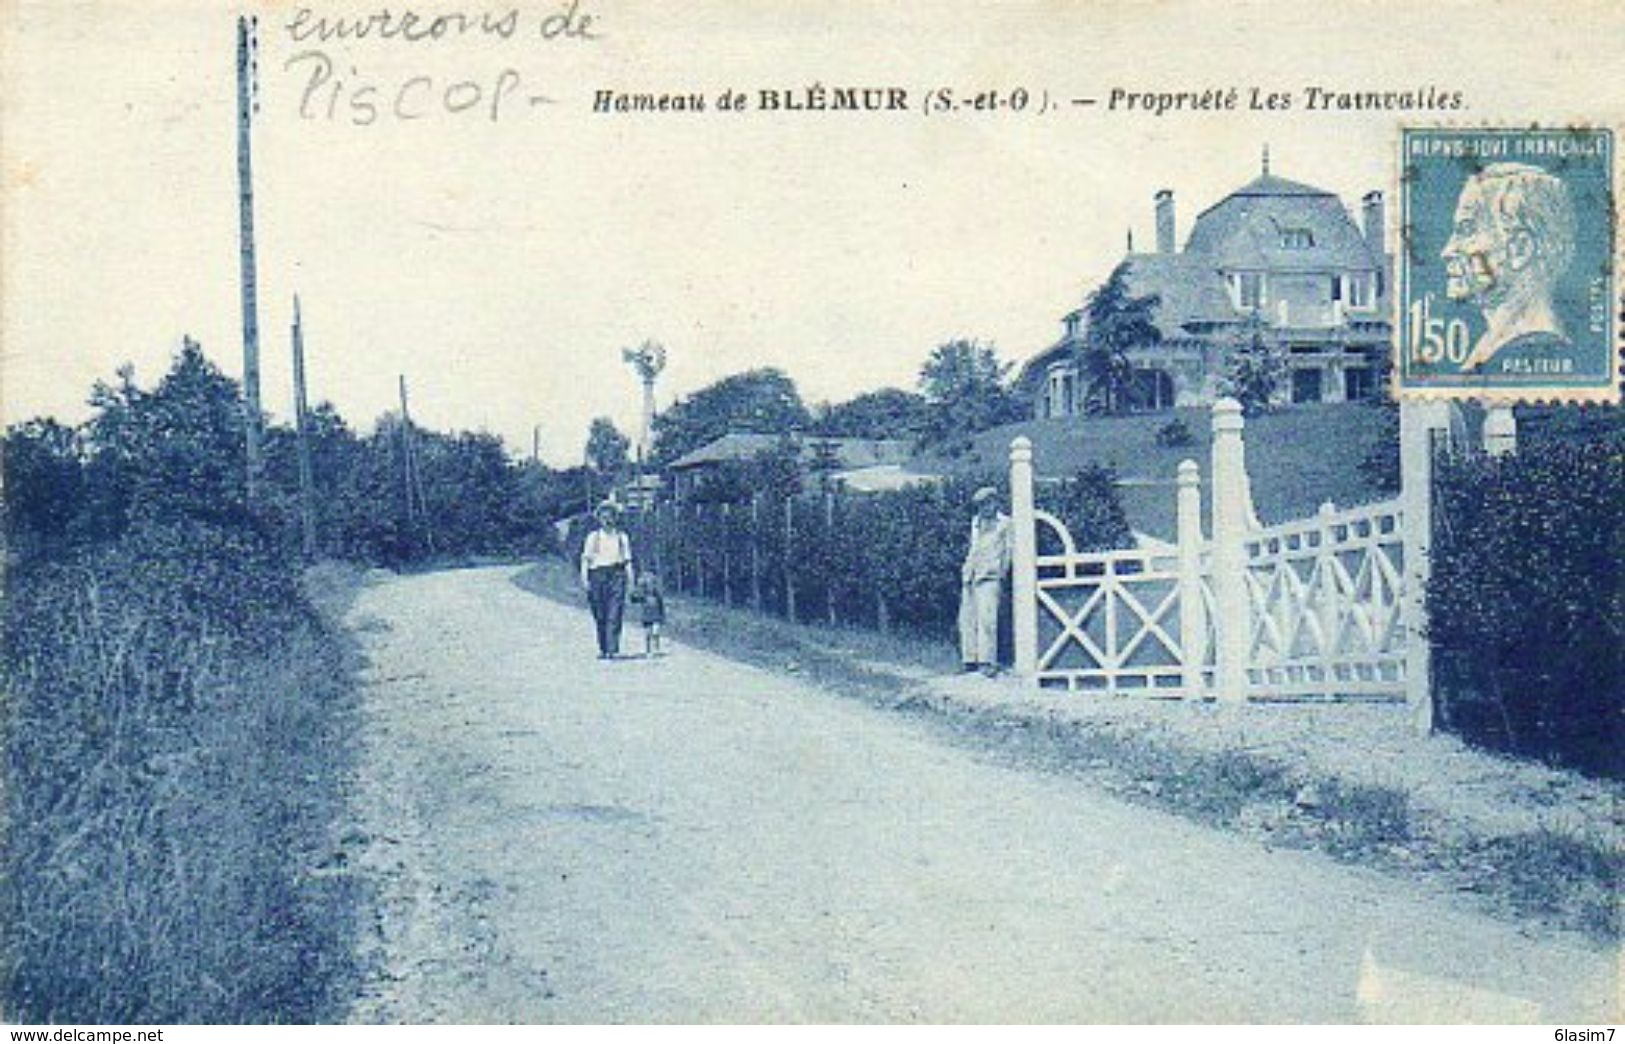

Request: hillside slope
left=921, top=405, right=1393, bottom=539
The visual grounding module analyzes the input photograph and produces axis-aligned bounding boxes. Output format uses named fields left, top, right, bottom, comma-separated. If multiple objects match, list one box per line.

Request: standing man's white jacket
left=959, top=511, right=1011, bottom=668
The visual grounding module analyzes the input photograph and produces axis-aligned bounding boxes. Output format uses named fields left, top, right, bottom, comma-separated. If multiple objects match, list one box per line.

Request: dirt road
left=343, top=566, right=1617, bottom=1023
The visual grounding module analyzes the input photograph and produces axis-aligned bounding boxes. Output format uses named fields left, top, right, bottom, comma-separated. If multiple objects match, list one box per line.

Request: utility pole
left=291, top=295, right=318, bottom=559
left=398, top=375, right=436, bottom=555
left=236, top=16, right=265, bottom=504
left=532, top=424, right=542, bottom=464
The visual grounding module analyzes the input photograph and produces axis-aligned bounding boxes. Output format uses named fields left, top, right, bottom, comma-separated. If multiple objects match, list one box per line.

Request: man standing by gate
left=960, top=486, right=1012, bottom=677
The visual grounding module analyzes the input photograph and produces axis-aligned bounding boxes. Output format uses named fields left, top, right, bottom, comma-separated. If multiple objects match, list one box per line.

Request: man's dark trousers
left=588, top=564, right=629, bottom=656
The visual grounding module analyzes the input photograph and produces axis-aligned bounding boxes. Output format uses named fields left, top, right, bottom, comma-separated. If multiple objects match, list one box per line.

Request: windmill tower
left=621, top=340, right=667, bottom=466
left=621, top=341, right=667, bottom=508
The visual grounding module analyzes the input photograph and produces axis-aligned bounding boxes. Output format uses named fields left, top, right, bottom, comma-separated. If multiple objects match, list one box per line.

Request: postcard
left=2, top=0, right=1620, bottom=1028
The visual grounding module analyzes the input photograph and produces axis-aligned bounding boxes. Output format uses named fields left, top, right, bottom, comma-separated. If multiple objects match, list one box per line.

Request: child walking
left=631, top=570, right=667, bottom=657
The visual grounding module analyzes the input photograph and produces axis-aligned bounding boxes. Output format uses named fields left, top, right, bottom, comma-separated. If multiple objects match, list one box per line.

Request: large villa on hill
left=1017, top=158, right=1392, bottom=417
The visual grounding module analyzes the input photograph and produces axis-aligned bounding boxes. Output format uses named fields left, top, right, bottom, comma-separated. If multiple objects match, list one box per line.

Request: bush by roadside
left=1430, top=427, right=1623, bottom=778
left=0, top=520, right=364, bottom=1022
left=0, top=344, right=377, bottom=1024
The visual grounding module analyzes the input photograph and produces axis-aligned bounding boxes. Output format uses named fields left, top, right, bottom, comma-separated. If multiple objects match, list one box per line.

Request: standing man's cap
left=595, top=500, right=621, bottom=517
left=972, top=486, right=999, bottom=504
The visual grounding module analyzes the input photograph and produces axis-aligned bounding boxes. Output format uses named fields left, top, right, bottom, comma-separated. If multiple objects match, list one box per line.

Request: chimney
left=1154, top=190, right=1176, bottom=253
left=1361, top=190, right=1385, bottom=255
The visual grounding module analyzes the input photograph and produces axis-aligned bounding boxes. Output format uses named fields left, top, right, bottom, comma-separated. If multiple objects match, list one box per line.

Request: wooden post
left=750, top=493, right=763, bottom=611
left=693, top=502, right=703, bottom=598
left=1175, top=458, right=1206, bottom=696
left=291, top=295, right=317, bottom=560
left=1400, top=400, right=1450, bottom=734
left=824, top=491, right=837, bottom=625
left=1315, top=500, right=1339, bottom=700
left=236, top=16, right=264, bottom=504
left=783, top=496, right=797, bottom=622
left=1010, top=437, right=1037, bottom=678
left=398, top=375, right=416, bottom=533
left=721, top=502, right=732, bottom=605
left=399, top=376, right=434, bottom=555
left=1210, top=398, right=1251, bottom=701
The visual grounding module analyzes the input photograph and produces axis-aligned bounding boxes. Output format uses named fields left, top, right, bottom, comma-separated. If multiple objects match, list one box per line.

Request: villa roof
left=1184, top=175, right=1378, bottom=273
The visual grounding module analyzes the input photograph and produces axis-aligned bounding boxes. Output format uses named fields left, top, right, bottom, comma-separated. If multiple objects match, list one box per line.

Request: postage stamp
left=1397, top=127, right=1620, bottom=402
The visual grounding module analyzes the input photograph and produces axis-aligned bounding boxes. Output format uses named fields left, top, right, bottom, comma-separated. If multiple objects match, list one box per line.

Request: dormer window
left=1063, top=312, right=1082, bottom=338
left=1280, top=228, right=1315, bottom=249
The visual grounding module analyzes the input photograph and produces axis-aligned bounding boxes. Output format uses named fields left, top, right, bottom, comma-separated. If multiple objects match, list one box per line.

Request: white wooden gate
left=1011, top=399, right=1464, bottom=722
left=1243, top=498, right=1406, bottom=699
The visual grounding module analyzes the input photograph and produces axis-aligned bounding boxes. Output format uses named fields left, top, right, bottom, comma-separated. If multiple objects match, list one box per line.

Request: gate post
left=1176, top=459, right=1208, bottom=696
left=1210, top=399, right=1251, bottom=701
left=1482, top=405, right=1517, bottom=457
left=1400, top=400, right=1451, bottom=734
left=1010, top=437, right=1038, bottom=679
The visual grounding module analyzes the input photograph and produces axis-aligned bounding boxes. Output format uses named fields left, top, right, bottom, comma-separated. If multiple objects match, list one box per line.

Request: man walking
left=959, top=486, right=1011, bottom=677
left=580, top=501, right=634, bottom=659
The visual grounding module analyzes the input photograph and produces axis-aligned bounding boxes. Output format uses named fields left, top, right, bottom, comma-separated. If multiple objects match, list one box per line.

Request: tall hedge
left=1429, top=433, right=1623, bottom=777
left=622, top=467, right=1132, bottom=644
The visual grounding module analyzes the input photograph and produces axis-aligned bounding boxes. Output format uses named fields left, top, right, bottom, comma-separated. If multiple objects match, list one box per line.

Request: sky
left=5, top=0, right=1622, bottom=466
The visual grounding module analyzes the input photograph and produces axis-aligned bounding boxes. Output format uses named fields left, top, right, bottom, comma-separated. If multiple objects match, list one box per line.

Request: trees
left=1, top=419, right=85, bottom=557
left=650, top=368, right=811, bottom=465
left=1223, top=318, right=1285, bottom=417
left=917, top=339, right=1023, bottom=444
left=584, top=417, right=631, bottom=478
left=1077, top=262, right=1161, bottom=415
left=813, top=388, right=929, bottom=440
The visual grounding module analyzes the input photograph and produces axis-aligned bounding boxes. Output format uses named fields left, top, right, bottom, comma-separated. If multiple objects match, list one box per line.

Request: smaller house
left=667, top=432, right=919, bottom=500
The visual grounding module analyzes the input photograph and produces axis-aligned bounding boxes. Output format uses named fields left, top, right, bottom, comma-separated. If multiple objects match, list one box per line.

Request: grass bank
left=515, top=558, right=1620, bottom=944
left=1, top=528, right=368, bottom=1023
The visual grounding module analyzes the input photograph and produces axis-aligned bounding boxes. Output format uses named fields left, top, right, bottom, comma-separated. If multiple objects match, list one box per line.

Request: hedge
left=1429, top=428, right=1623, bottom=777
left=569, top=467, right=1133, bottom=645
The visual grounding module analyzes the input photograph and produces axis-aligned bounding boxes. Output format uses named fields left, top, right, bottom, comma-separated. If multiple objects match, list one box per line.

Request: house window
left=1281, top=228, right=1315, bottom=249
left=1131, top=369, right=1176, bottom=411
left=1231, top=272, right=1264, bottom=310
left=1344, top=366, right=1374, bottom=402
left=1346, top=272, right=1374, bottom=309
left=1291, top=368, right=1323, bottom=403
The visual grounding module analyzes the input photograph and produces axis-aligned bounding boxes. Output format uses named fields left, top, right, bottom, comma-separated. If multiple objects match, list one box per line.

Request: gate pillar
left=1483, top=406, right=1518, bottom=457
left=1010, top=437, right=1038, bottom=678
left=1176, top=459, right=1208, bottom=696
left=1399, top=400, right=1451, bottom=734
left=1210, top=399, right=1251, bottom=700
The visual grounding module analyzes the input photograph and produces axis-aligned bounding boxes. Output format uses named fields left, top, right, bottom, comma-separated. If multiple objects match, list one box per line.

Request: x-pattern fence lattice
left=1243, top=499, right=1407, bottom=699
left=1033, top=510, right=1205, bottom=694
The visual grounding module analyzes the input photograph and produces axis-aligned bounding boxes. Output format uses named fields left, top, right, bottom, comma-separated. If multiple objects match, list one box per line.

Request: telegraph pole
left=291, top=295, right=318, bottom=559
left=398, top=375, right=436, bottom=554
left=399, top=375, right=417, bottom=530
left=236, top=16, right=265, bottom=503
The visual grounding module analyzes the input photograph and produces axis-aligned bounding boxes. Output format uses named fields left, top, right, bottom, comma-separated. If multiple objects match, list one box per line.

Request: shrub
left=1154, top=418, right=1195, bottom=449
left=0, top=521, right=358, bottom=1021
left=1429, top=434, right=1623, bottom=777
